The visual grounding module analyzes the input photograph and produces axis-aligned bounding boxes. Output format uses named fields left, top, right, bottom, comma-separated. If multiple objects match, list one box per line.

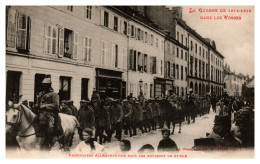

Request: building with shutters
left=6, top=6, right=167, bottom=108
left=144, top=6, right=224, bottom=96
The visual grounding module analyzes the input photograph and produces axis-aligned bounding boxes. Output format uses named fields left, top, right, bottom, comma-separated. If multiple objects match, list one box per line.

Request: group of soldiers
left=13, top=76, right=222, bottom=147
left=73, top=88, right=216, bottom=145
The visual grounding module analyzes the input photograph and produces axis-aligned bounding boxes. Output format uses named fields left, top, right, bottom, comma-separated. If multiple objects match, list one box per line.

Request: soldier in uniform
left=131, top=100, right=144, bottom=135
left=143, top=100, right=153, bottom=133
left=77, top=100, right=95, bottom=141
left=110, top=99, right=123, bottom=141
left=60, top=100, right=73, bottom=115
left=211, top=91, right=217, bottom=113
left=150, top=99, right=160, bottom=130
left=68, top=100, right=78, bottom=117
left=122, top=99, right=133, bottom=137
left=36, top=76, right=62, bottom=150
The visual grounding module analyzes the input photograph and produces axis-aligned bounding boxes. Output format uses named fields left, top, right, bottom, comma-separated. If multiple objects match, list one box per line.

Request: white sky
left=181, top=6, right=254, bottom=77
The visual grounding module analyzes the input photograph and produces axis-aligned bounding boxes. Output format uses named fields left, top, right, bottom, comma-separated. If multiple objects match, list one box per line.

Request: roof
left=246, top=78, right=254, bottom=88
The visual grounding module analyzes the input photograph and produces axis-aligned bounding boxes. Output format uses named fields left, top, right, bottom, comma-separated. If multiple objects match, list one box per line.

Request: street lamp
left=139, top=79, right=143, bottom=95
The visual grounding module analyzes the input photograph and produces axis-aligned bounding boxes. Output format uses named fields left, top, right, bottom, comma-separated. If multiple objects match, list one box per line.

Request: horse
left=6, top=101, right=79, bottom=152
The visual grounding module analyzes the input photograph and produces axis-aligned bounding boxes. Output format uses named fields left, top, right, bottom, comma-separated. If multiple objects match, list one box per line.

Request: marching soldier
left=110, top=99, right=123, bottom=141
left=122, top=99, right=133, bottom=137
left=131, top=100, right=144, bottom=135
left=77, top=100, right=95, bottom=141
left=143, top=100, right=153, bottom=133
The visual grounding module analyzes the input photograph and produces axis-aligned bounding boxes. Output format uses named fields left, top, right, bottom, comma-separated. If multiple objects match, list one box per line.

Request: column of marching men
left=70, top=89, right=213, bottom=145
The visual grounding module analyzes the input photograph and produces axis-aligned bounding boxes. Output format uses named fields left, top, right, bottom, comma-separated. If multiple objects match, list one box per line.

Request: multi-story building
left=145, top=6, right=189, bottom=97
left=5, top=6, right=166, bottom=108
left=224, top=64, right=247, bottom=97
left=145, top=6, right=224, bottom=96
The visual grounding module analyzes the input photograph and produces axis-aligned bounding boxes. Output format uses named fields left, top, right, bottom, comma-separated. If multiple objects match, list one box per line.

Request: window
left=185, top=67, right=187, bottom=80
left=150, top=56, right=157, bottom=74
left=83, top=36, right=92, bottom=61
left=86, top=6, right=92, bottom=19
left=81, top=78, right=89, bottom=101
left=185, top=37, right=188, bottom=47
left=181, top=49, right=183, bottom=59
left=59, top=76, right=71, bottom=101
left=173, top=63, right=175, bottom=78
left=177, top=31, right=179, bottom=41
left=6, top=8, right=31, bottom=51
left=185, top=52, right=187, bottom=61
left=199, top=60, right=201, bottom=78
left=177, top=47, right=179, bottom=57
left=150, top=35, right=154, bottom=46
left=129, top=49, right=137, bottom=71
left=190, top=41, right=193, bottom=51
left=114, top=16, right=118, bottom=31
left=202, top=62, right=205, bottom=79
left=104, top=11, right=109, bottom=27
left=131, top=25, right=135, bottom=37
left=138, top=52, right=142, bottom=72
left=181, top=66, right=183, bottom=80
left=195, top=58, right=197, bottom=77
left=101, top=40, right=109, bottom=65
left=63, top=28, right=78, bottom=59
left=45, top=25, right=58, bottom=55
left=176, top=64, right=179, bottom=79
left=161, top=40, right=164, bottom=51
left=66, top=6, right=73, bottom=12
left=111, top=44, right=118, bottom=67
left=150, top=84, right=153, bottom=98
left=167, top=62, right=170, bottom=77
left=181, top=34, right=183, bottom=44
left=199, top=47, right=201, bottom=55
left=161, top=60, right=163, bottom=75
left=123, top=21, right=127, bottom=35
left=190, top=56, right=193, bottom=76
left=6, top=71, right=21, bottom=104
left=137, top=28, right=141, bottom=40
left=167, top=43, right=170, bottom=53
left=144, top=32, right=148, bottom=43
left=195, top=43, right=197, bottom=53
left=156, top=38, right=159, bottom=48
left=144, top=54, right=148, bottom=72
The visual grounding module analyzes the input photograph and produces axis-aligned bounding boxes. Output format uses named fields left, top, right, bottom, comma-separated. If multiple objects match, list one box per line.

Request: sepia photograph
left=4, top=3, right=255, bottom=159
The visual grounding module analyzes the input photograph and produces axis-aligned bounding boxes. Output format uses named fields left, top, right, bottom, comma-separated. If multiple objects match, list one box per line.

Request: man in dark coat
left=131, top=100, right=144, bottom=135
left=37, top=76, right=62, bottom=150
left=157, top=128, right=178, bottom=152
left=110, top=100, right=123, bottom=141
left=143, top=100, right=153, bottom=133
left=60, top=100, right=73, bottom=115
left=122, top=100, right=133, bottom=137
left=150, top=99, right=160, bottom=130
left=77, top=100, right=95, bottom=140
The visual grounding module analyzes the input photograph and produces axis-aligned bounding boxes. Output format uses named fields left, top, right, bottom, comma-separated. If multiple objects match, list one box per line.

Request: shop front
left=96, top=68, right=123, bottom=99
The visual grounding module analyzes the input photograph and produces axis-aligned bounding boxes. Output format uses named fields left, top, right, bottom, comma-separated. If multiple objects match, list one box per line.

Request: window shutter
left=127, top=23, right=130, bottom=36
left=147, top=55, right=150, bottom=73
left=135, top=27, right=138, bottom=40
left=100, top=9, right=104, bottom=26
left=119, top=19, right=123, bottom=33
left=58, top=27, right=64, bottom=57
left=148, top=34, right=150, bottom=45
left=109, top=14, right=114, bottom=29
left=133, top=50, right=137, bottom=71
left=72, top=32, right=78, bottom=59
left=170, top=62, right=174, bottom=77
left=16, top=13, right=28, bottom=50
left=52, top=26, right=58, bottom=55
left=83, top=37, right=86, bottom=60
left=150, top=56, right=153, bottom=74
left=153, top=57, right=157, bottom=74
left=26, top=17, right=31, bottom=51
left=6, top=7, right=17, bottom=48
left=111, top=44, right=115, bottom=67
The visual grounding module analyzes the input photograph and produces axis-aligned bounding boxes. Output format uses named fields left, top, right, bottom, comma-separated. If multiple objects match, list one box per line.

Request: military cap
left=42, top=76, right=51, bottom=84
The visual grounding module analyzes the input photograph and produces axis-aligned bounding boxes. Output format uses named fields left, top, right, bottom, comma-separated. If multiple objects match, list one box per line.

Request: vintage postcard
left=5, top=5, right=255, bottom=159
